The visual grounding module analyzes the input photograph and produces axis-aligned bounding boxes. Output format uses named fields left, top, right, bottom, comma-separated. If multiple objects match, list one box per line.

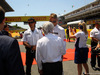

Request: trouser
left=42, top=61, right=63, bottom=75
left=67, top=34, right=70, bottom=41
left=25, top=47, right=35, bottom=75
left=91, top=40, right=100, bottom=67
left=91, top=52, right=100, bottom=67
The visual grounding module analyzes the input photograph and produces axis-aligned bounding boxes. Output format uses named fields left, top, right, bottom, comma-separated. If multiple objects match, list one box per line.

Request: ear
left=2, top=18, right=5, bottom=24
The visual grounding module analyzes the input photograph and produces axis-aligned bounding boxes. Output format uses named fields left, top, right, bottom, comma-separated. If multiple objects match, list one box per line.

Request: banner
left=5, top=16, right=50, bottom=22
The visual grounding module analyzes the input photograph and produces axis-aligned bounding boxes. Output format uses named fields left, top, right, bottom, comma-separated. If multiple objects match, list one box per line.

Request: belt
left=43, top=61, right=62, bottom=64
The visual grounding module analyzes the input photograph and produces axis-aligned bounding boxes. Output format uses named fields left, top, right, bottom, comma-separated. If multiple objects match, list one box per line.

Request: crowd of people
left=0, top=6, right=100, bottom=75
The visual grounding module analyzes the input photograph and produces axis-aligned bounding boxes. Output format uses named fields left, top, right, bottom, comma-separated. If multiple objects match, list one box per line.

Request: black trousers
left=91, top=52, right=100, bottom=67
left=91, top=41, right=100, bottom=67
left=25, top=47, right=35, bottom=75
left=67, top=34, right=70, bottom=41
left=42, top=61, right=63, bottom=75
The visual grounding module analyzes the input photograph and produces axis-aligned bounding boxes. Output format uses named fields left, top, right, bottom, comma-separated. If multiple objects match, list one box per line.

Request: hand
left=70, top=28, right=73, bottom=32
left=68, top=26, right=71, bottom=30
left=31, top=46, right=36, bottom=51
left=38, top=70, right=43, bottom=75
left=95, top=44, right=100, bottom=50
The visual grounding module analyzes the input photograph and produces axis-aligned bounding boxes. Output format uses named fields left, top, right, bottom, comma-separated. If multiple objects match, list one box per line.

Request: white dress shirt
left=90, top=27, right=100, bottom=40
left=22, top=28, right=43, bottom=45
left=53, top=25, right=66, bottom=50
left=75, top=31, right=88, bottom=48
left=36, top=33, right=66, bottom=70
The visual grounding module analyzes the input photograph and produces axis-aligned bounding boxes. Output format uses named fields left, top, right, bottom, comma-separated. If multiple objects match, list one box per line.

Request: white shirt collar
left=54, top=24, right=58, bottom=28
left=45, top=33, right=53, bottom=37
left=94, top=27, right=100, bottom=31
left=28, top=28, right=37, bottom=32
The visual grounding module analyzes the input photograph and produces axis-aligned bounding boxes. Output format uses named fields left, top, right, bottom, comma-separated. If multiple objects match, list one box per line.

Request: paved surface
left=18, top=39, right=100, bottom=75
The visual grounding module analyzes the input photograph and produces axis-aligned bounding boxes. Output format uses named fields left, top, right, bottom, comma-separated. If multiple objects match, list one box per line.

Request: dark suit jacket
left=0, top=34, right=25, bottom=75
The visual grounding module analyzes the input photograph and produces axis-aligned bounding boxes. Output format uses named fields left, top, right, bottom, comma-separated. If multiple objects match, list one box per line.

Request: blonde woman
left=69, top=22, right=89, bottom=75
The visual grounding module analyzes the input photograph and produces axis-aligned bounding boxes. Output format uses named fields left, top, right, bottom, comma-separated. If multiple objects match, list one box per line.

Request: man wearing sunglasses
left=49, top=13, right=66, bottom=75
left=22, top=18, right=43, bottom=75
left=90, top=21, right=100, bottom=71
left=49, top=13, right=66, bottom=50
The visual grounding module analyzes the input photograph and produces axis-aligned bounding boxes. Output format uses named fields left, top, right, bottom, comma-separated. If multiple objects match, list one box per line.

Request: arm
left=60, top=38, right=66, bottom=61
left=91, top=37, right=100, bottom=43
left=6, top=39, right=25, bottom=75
left=36, top=41, right=43, bottom=74
left=39, top=30, right=43, bottom=39
left=60, top=38, right=66, bottom=55
left=23, top=41, right=31, bottom=48
left=60, top=29, right=66, bottom=51
left=69, top=27, right=76, bottom=38
left=95, top=43, right=100, bottom=50
left=22, top=32, right=31, bottom=48
left=23, top=42, right=36, bottom=50
left=90, top=30, right=100, bottom=43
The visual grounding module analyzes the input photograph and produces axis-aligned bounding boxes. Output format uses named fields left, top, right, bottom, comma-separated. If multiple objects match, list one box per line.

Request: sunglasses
left=50, top=21, right=57, bottom=23
left=28, top=22, right=34, bottom=24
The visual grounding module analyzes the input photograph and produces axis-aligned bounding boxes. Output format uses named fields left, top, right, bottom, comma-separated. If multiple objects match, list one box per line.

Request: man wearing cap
left=90, top=21, right=100, bottom=70
left=0, top=7, right=25, bottom=75
left=22, top=18, right=43, bottom=75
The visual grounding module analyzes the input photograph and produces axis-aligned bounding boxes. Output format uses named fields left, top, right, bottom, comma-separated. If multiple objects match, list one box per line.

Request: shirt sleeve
left=36, top=41, right=42, bottom=70
left=60, top=29, right=66, bottom=51
left=39, top=30, right=43, bottom=39
left=60, top=29, right=65, bottom=40
left=90, top=30, right=95, bottom=37
left=60, top=38, right=66, bottom=55
left=21, top=32, right=27, bottom=42
left=6, top=39, right=25, bottom=75
left=75, top=32, right=81, bottom=38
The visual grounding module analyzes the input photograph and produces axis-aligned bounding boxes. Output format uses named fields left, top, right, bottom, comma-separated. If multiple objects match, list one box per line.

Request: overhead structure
left=63, top=0, right=100, bottom=22
left=0, top=0, right=14, bottom=12
left=5, top=16, right=50, bottom=22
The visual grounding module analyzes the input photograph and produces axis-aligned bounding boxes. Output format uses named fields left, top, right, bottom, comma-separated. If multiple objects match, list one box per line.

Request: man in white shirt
left=90, top=21, right=100, bottom=71
left=49, top=13, right=66, bottom=51
left=22, top=18, right=43, bottom=75
left=36, top=22, right=66, bottom=75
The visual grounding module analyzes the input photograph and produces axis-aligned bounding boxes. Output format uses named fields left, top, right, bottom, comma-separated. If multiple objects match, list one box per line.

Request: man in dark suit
left=0, top=6, right=25, bottom=75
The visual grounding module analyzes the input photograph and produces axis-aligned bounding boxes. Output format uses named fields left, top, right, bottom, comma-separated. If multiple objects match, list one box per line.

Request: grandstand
left=58, top=0, right=100, bottom=29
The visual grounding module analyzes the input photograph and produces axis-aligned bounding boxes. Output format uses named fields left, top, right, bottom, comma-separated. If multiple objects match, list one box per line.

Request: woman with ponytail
left=69, top=22, right=89, bottom=75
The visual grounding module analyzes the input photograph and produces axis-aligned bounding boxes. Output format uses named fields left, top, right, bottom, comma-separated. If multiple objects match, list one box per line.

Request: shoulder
left=90, top=28, right=96, bottom=32
left=0, top=35, right=14, bottom=40
left=0, top=36, right=17, bottom=48
left=1, top=30, right=9, bottom=36
left=75, top=31, right=82, bottom=37
left=24, top=29, right=28, bottom=33
left=57, top=36, right=62, bottom=40
left=24, top=29, right=30, bottom=34
left=57, top=25, right=64, bottom=30
left=35, top=28, right=42, bottom=33
left=52, top=34, right=62, bottom=41
left=38, top=36, right=45, bottom=41
left=76, top=31, right=81, bottom=34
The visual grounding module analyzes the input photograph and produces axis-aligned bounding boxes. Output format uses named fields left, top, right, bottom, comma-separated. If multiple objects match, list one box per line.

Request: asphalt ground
left=18, top=39, right=100, bottom=75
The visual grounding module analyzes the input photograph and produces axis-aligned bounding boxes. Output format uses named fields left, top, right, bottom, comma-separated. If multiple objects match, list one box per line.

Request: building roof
left=0, top=0, right=14, bottom=12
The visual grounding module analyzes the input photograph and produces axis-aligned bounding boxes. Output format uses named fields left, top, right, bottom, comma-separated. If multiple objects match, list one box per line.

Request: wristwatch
left=31, top=46, right=33, bottom=49
left=30, top=46, right=34, bottom=53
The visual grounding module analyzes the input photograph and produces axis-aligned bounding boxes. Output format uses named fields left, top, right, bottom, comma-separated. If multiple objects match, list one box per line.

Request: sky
left=5, top=0, right=94, bottom=29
